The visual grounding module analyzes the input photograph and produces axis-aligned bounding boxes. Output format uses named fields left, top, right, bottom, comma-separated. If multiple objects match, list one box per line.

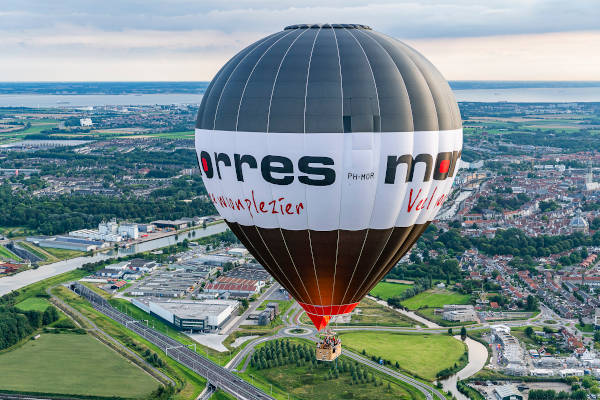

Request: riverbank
left=440, top=336, right=489, bottom=400
left=0, top=222, right=227, bottom=296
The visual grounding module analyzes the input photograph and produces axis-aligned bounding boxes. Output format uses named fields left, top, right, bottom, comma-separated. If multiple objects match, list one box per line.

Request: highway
left=71, top=283, right=274, bottom=400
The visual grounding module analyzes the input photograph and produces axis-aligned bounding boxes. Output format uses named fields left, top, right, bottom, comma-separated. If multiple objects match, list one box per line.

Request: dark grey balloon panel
left=196, top=26, right=461, bottom=133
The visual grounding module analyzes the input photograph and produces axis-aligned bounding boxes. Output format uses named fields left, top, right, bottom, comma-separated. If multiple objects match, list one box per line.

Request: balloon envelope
left=195, top=23, right=462, bottom=330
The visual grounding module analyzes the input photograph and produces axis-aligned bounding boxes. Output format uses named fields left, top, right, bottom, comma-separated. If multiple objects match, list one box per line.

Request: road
left=71, top=283, right=274, bottom=400
left=220, top=282, right=281, bottom=335
left=226, top=301, right=446, bottom=400
left=47, top=285, right=175, bottom=387
left=0, top=223, right=227, bottom=296
left=342, top=349, right=445, bottom=400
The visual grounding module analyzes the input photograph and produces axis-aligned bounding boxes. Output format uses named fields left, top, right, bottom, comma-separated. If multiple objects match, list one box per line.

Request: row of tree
left=0, top=183, right=216, bottom=235
left=529, top=389, right=587, bottom=400
left=0, top=304, right=60, bottom=350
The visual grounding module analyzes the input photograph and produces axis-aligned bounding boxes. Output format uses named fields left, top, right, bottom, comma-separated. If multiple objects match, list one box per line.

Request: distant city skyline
left=1, top=1, right=599, bottom=81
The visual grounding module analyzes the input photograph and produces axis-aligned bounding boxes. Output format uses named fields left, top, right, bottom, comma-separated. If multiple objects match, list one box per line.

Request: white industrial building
left=118, top=223, right=139, bottom=239
left=80, top=118, right=93, bottom=127
left=99, top=221, right=119, bottom=235
left=69, top=228, right=122, bottom=242
left=137, top=299, right=238, bottom=332
left=441, top=304, right=478, bottom=322
left=491, top=325, right=525, bottom=374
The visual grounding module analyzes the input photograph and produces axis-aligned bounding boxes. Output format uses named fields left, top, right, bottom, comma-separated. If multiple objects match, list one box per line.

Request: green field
left=576, top=323, right=595, bottom=333
left=238, top=338, right=425, bottom=400
left=42, top=247, right=85, bottom=259
left=149, top=130, right=195, bottom=139
left=17, top=241, right=51, bottom=261
left=401, top=289, right=471, bottom=310
left=369, top=282, right=413, bottom=299
left=0, top=333, right=158, bottom=398
left=0, top=245, right=21, bottom=261
left=15, top=296, right=51, bottom=312
left=416, top=308, right=477, bottom=327
left=339, top=331, right=467, bottom=381
left=55, top=287, right=206, bottom=400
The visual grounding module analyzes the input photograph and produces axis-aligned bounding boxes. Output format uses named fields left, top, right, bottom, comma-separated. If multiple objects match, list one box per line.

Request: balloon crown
left=284, top=23, right=371, bottom=30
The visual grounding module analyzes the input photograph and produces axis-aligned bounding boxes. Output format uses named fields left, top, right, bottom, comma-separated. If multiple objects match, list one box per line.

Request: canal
left=0, top=223, right=228, bottom=296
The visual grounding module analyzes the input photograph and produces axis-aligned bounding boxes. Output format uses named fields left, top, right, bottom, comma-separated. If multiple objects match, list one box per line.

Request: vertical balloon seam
left=212, top=32, right=284, bottom=130
left=235, top=29, right=297, bottom=132
left=266, top=29, right=309, bottom=134
left=394, top=38, right=453, bottom=131
left=368, top=31, right=432, bottom=132
left=303, top=26, right=325, bottom=307
left=232, top=111, right=308, bottom=300
left=348, top=28, right=411, bottom=299
left=261, top=28, right=319, bottom=303
left=355, top=226, right=414, bottom=300
left=350, top=30, right=417, bottom=299
left=197, top=38, right=252, bottom=127
left=199, top=34, right=270, bottom=129
left=337, top=26, right=383, bottom=308
left=230, top=223, right=303, bottom=301
left=329, top=26, right=344, bottom=313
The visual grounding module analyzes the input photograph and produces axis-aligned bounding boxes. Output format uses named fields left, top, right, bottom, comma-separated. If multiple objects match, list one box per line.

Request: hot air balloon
left=195, top=23, right=462, bottom=332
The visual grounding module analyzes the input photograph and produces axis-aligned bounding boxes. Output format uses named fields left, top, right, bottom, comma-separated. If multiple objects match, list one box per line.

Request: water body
left=453, top=87, right=600, bottom=103
left=0, top=223, right=227, bottom=296
left=440, top=336, right=489, bottom=400
left=0, top=93, right=204, bottom=107
left=1, top=87, right=600, bottom=107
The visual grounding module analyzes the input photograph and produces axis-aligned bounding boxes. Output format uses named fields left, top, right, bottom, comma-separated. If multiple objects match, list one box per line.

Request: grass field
left=55, top=287, right=206, bottom=400
left=369, top=282, right=413, bottom=299
left=0, top=245, right=21, bottom=261
left=42, top=247, right=85, bottom=259
left=238, top=338, right=425, bottom=400
left=15, top=296, right=51, bottom=312
left=17, top=241, right=51, bottom=261
left=149, top=131, right=195, bottom=139
left=576, top=323, right=595, bottom=333
left=416, top=308, right=477, bottom=327
left=0, top=333, right=158, bottom=398
left=109, top=298, right=238, bottom=365
left=339, top=332, right=467, bottom=381
left=401, top=289, right=471, bottom=310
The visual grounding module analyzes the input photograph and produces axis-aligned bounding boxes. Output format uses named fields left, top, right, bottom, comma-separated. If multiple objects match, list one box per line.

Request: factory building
left=69, top=228, right=122, bottom=242
left=151, top=220, right=189, bottom=230
left=142, top=299, right=238, bottom=332
left=27, top=236, right=108, bottom=252
left=493, top=385, right=522, bottom=400
left=441, top=304, right=478, bottom=322
left=118, top=223, right=139, bottom=239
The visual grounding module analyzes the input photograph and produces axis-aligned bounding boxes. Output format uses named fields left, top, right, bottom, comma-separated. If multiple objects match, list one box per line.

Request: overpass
left=71, top=283, right=273, bottom=400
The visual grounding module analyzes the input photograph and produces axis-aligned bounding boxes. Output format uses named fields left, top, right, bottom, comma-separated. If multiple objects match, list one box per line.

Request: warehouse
left=27, top=236, right=107, bottom=252
left=151, top=220, right=189, bottom=230
left=149, top=299, right=238, bottom=332
left=493, top=385, right=522, bottom=400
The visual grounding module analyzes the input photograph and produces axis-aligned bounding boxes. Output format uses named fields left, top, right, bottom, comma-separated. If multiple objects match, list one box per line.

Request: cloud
left=1, top=1, right=599, bottom=38
left=0, top=1, right=599, bottom=80
left=408, top=31, right=600, bottom=80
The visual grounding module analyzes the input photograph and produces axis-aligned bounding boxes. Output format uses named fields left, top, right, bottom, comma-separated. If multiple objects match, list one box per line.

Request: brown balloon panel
left=226, top=221, right=429, bottom=329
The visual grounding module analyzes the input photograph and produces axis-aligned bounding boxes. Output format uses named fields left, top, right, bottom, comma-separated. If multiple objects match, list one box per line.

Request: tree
left=460, top=326, right=467, bottom=341
left=526, top=295, right=539, bottom=311
left=525, top=326, right=535, bottom=337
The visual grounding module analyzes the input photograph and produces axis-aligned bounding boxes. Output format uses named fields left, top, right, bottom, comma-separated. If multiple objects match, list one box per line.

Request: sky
left=1, top=1, right=599, bottom=81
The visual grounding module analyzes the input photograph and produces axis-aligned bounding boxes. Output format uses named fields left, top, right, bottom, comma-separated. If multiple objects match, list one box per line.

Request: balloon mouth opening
left=298, top=302, right=359, bottom=330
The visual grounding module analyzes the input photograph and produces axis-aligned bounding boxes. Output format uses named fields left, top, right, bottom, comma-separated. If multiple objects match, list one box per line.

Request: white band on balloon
left=196, top=128, right=462, bottom=231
